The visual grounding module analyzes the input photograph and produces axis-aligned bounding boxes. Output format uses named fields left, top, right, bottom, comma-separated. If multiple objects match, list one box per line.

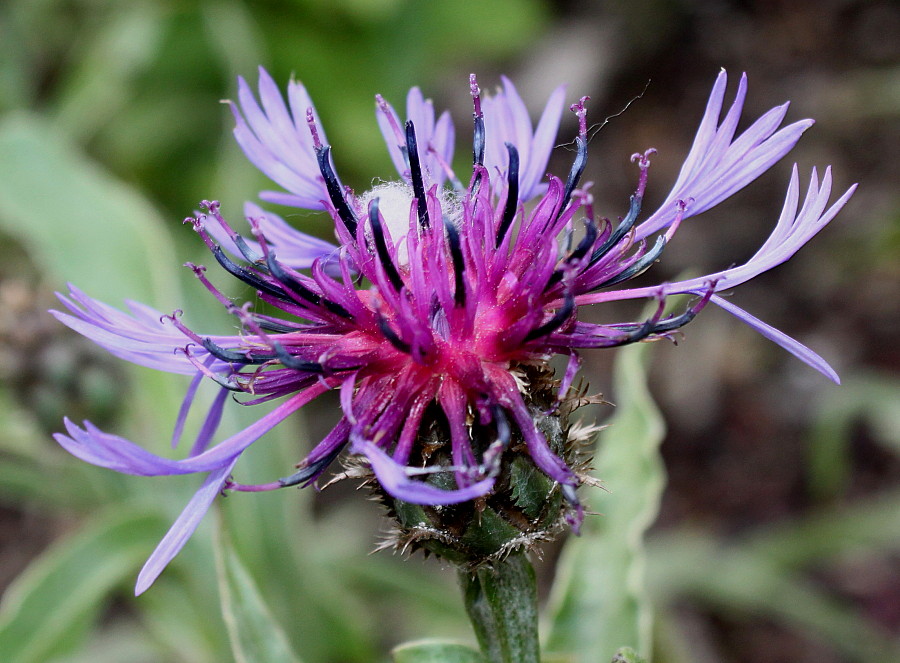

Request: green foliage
left=545, top=343, right=665, bottom=660
left=0, top=509, right=167, bottom=663
left=611, top=648, right=647, bottom=663
left=806, top=371, right=900, bottom=499
left=214, top=521, right=303, bottom=663
left=0, top=114, right=179, bottom=309
left=392, top=640, right=486, bottom=663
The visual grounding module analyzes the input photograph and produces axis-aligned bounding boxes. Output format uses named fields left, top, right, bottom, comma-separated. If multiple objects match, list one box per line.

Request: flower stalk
left=459, top=552, right=540, bottom=663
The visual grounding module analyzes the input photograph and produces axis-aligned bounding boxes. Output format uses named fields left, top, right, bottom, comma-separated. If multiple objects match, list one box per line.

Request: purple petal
left=376, top=97, right=408, bottom=179
left=377, top=86, right=454, bottom=187
left=357, top=440, right=495, bottom=504
left=711, top=295, right=840, bottom=383
left=575, top=168, right=856, bottom=306
left=482, top=78, right=566, bottom=202
left=172, top=370, right=204, bottom=449
left=231, top=68, right=329, bottom=210
left=134, top=459, right=237, bottom=595
left=51, top=288, right=211, bottom=375
left=54, top=382, right=331, bottom=476
left=189, top=387, right=229, bottom=457
left=521, top=83, right=566, bottom=199
left=637, top=72, right=813, bottom=239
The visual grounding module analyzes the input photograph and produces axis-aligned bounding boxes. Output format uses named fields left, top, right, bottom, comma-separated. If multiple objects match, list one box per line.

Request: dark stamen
left=470, top=74, right=485, bottom=195
left=651, top=288, right=715, bottom=333
left=256, top=318, right=302, bottom=333
left=368, top=198, right=405, bottom=292
left=201, top=337, right=275, bottom=365
left=618, top=319, right=655, bottom=344
left=524, top=292, right=575, bottom=342
left=272, top=342, right=326, bottom=373
left=233, top=234, right=262, bottom=263
left=561, top=137, right=587, bottom=213
left=596, top=236, right=665, bottom=288
left=278, top=441, right=347, bottom=488
left=560, top=97, right=590, bottom=212
left=211, top=246, right=288, bottom=300
left=589, top=194, right=642, bottom=264
left=405, top=121, right=429, bottom=229
left=651, top=306, right=698, bottom=334
left=590, top=151, right=654, bottom=264
left=378, top=315, right=411, bottom=353
left=315, top=145, right=358, bottom=236
left=444, top=217, right=466, bottom=306
left=265, top=252, right=351, bottom=319
left=496, top=143, right=520, bottom=247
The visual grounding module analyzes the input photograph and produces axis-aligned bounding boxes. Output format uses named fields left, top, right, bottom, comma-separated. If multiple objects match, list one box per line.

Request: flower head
left=53, top=68, right=855, bottom=594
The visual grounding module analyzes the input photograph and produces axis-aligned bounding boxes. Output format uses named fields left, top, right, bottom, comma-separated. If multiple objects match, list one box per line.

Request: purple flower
left=53, top=69, right=855, bottom=594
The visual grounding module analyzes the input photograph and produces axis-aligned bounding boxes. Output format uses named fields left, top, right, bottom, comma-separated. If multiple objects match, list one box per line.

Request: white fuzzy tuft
left=359, top=182, right=462, bottom=266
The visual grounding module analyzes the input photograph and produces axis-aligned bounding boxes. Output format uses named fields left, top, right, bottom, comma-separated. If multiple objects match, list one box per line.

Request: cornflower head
left=53, top=68, right=855, bottom=594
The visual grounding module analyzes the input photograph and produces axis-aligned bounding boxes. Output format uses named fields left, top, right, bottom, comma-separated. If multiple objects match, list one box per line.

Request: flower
left=53, top=68, right=855, bottom=594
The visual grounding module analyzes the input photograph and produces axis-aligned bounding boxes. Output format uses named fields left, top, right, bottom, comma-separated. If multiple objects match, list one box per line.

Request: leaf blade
left=214, top=517, right=303, bottom=663
left=545, top=343, right=664, bottom=659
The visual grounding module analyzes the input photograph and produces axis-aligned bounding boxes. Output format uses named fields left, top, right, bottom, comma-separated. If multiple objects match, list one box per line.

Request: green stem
left=458, top=552, right=540, bottom=663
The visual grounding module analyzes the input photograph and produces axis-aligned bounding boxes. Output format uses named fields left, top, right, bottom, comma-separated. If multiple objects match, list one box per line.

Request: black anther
left=368, top=199, right=405, bottom=292
left=405, top=121, right=429, bottom=229
left=524, top=292, right=575, bottom=342
left=597, top=236, right=665, bottom=288
left=496, top=143, right=520, bottom=247
left=444, top=217, right=466, bottom=307
left=315, top=145, right=358, bottom=235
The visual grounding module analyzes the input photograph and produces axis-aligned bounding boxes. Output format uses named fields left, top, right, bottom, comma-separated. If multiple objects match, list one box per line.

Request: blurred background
left=0, top=1, right=897, bottom=662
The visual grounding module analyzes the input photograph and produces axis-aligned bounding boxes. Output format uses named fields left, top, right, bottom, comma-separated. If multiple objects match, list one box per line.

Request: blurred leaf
left=647, top=529, right=900, bottom=663
left=219, top=410, right=376, bottom=663
left=0, top=452, right=115, bottom=511
left=0, top=508, right=165, bottom=663
left=340, top=553, right=469, bottom=641
left=0, top=4, right=29, bottom=111
left=0, top=113, right=180, bottom=308
left=545, top=343, right=665, bottom=659
left=202, top=0, right=266, bottom=79
left=0, top=386, right=45, bottom=456
left=742, top=487, right=900, bottom=569
left=416, top=0, right=546, bottom=62
left=391, top=640, right=485, bottom=663
left=52, top=6, right=164, bottom=141
left=612, top=647, right=647, bottom=663
left=48, top=619, right=164, bottom=663
left=807, top=371, right=900, bottom=498
left=214, top=520, right=303, bottom=663
left=649, top=486, right=900, bottom=662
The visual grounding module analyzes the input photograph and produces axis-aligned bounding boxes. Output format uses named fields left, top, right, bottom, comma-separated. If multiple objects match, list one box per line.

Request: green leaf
left=52, top=7, right=164, bottom=142
left=545, top=343, right=665, bottom=659
left=0, top=509, right=166, bottom=663
left=807, top=371, right=900, bottom=498
left=647, top=529, right=900, bottom=663
left=0, top=113, right=179, bottom=308
left=214, top=519, right=303, bottom=663
left=611, top=647, right=647, bottom=663
left=392, top=640, right=486, bottom=663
